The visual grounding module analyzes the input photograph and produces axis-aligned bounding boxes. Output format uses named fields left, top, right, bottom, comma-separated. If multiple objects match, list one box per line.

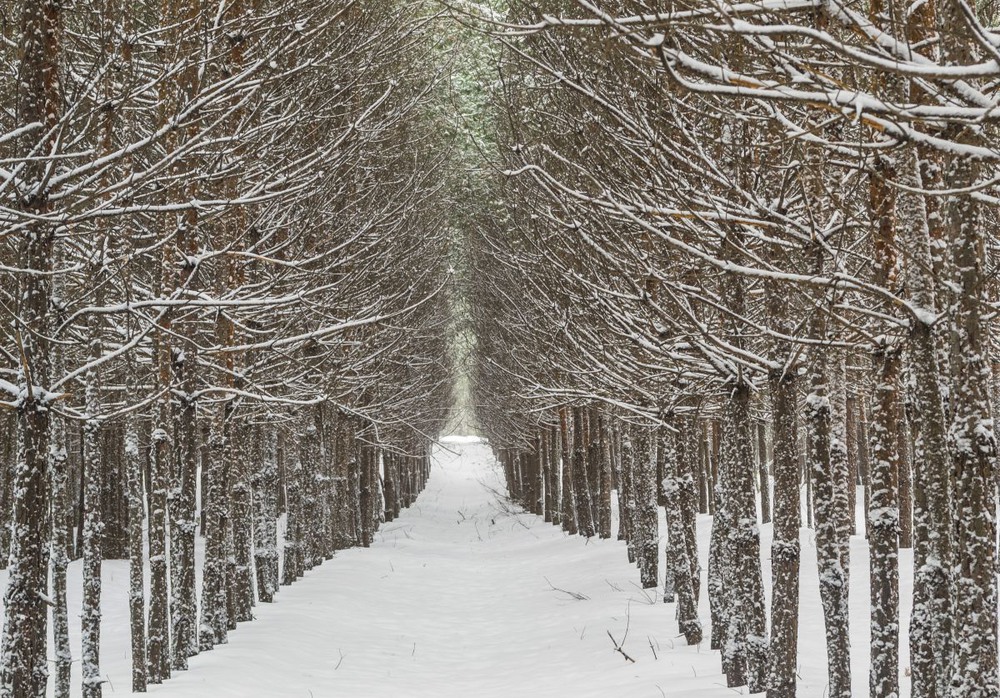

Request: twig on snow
left=607, top=630, right=636, bottom=663
left=544, top=576, right=590, bottom=600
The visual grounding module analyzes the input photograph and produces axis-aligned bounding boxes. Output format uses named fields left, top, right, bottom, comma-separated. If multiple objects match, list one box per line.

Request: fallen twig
left=544, top=576, right=590, bottom=601
left=607, top=630, right=636, bottom=663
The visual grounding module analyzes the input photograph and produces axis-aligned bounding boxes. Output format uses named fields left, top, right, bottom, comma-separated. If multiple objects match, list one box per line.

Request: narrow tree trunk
left=254, top=425, right=280, bottom=602
left=283, top=435, right=304, bottom=581
left=0, top=2, right=61, bottom=694
left=632, top=426, right=658, bottom=589
left=586, top=409, right=602, bottom=528
left=559, top=407, right=577, bottom=535
left=230, top=425, right=255, bottom=622
left=846, top=393, right=859, bottom=536
left=897, top=406, right=913, bottom=549
left=572, top=407, right=595, bottom=537
left=662, top=419, right=702, bottom=644
left=658, top=428, right=675, bottom=604
left=806, top=338, right=851, bottom=698
left=697, top=424, right=710, bottom=515
left=598, top=414, right=613, bottom=538
left=50, top=423, right=72, bottom=697
left=769, top=365, right=801, bottom=698
left=620, top=425, right=637, bottom=562
left=681, top=418, right=701, bottom=607
left=199, top=403, right=230, bottom=651
left=125, top=415, right=147, bottom=692
left=869, top=344, right=902, bottom=698
left=49, top=265, right=71, bottom=698
left=534, top=434, right=545, bottom=515
left=942, top=134, right=998, bottom=698
left=757, top=421, right=771, bottom=525
left=869, top=143, right=901, bottom=698
left=856, top=394, right=871, bottom=540
left=708, top=436, right=730, bottom=657
left=710, top=421, right=720, bottom=516
left=908, top=316, right=954, bottom=698
left=80, top=439, right=103, bottom=696
left=147, top=419, right=171, bottom=683
left=897, top=141, right=953, bottom=698
left=358, top=444, right=374, bottom=548
left=81, top=302, right=106, bottom=698
left=721, top=382, right=768, bottom=692
left=544, top=425, right=558, bottom=523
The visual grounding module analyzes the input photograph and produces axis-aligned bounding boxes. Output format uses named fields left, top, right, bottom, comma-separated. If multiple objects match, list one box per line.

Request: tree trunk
left=560, top=408, right=575, bottom=534
left=661, top=419, right=702, bottom=644
left=768, top=365, right=801, bottom=698
left=806, top=338, right=851, bottom=698
left=147, top=417, right=171, bottom=683
left=942, top=133, right=998, bottom=698
left=572, top=407, right=595, bottom=537
left=199, top=403, right=230, bottom=651
left=757, top=421, right=771, bottom=525
left=697, top=424, right=710, bottom=515
left=81, top=305, right=105, bottom=698
left=856, top=392, right=871, bottom=540
left=49, top=265, right=71, bottom=698
left=283, top=435, right=304, bottom=581
left=869, top=343, right=902, bottom=698
left=230, top=423, right=255, bottom=623
left=254, top=425, right=280, bottom=602
left=632, top=426, right=658, bottom=589
left=0, top=2, right=61, bottom=695
left=721, top=383, right=768, bottom=692
left=125, top=414, right=147, bottom=692
left=597, top=414, right=613, bottom=538
left=898, top=142, right=953, bottom=698
left=708, top=431, right=730, bottom=659
left=845, top=393, right=859, bottom=537
left=620, top=425, right=637, bottom=562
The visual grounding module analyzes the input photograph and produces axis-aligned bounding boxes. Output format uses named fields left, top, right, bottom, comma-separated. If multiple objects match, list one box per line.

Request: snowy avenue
left=140, top=438, right=756, bottom=698
left=115, top=438, right=899, bottom=698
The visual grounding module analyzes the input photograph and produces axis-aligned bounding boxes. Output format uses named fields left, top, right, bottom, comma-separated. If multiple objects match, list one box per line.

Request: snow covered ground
left=5, top=436, right=912, bottom=696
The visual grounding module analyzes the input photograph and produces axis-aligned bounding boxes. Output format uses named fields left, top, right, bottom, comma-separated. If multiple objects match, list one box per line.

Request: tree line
left=0, top=1, right=456, bottom=695
left=459, top=1, right=1000, bottom=697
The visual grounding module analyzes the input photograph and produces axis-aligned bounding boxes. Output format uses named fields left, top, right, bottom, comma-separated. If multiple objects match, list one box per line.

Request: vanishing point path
left=148, top=438, right=738, bottom=698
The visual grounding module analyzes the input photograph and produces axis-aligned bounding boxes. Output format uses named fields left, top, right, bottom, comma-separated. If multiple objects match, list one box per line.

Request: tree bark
left=721, top=383, right=768, bottom=692
left=806, top=337, right=851, bottom=698
left=572, top=406, right=595, bottom=537
left=757, top=421, right=771, bottom=525
left=0, top=2, right=61, bottom=694
left=253, top=425, right=280, bottom=602
left=661, top=419, right=702, bottom=644
left=199, top=403, right=231, bottom=651
left=632, top=426, right=658, bottom=590
left=560, top=408, right=576, bottom=534
left=125, top=414, right=147, bottom=692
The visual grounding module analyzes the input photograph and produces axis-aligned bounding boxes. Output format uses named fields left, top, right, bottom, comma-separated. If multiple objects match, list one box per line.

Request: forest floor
left=13, top=436, right=913, bottom=697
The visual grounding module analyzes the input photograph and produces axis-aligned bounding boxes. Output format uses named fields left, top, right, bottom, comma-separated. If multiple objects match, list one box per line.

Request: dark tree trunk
left=632, top=426, right=659, bottom=590
left=572, top=407, right=595, bottom=537
left=661, top=419, right=702, bottom=644
left=757, top=421, right=771, bottom=525
left=597, top=414, right=613, bottom=538
left=560, top=408, right=576, bottom=534
left=0, top=2, right=61, bottom=694
left=253, top=426, right=280, bottom=603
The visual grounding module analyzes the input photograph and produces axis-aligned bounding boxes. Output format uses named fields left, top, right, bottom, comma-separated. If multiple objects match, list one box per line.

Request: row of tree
left=462, top=1, right=1000, bottom=697
left=0, top=0, right=455, bottom=695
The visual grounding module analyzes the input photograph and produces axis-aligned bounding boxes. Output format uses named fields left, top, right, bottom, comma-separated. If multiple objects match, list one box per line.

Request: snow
left=0, top=439, right=917, bottom=696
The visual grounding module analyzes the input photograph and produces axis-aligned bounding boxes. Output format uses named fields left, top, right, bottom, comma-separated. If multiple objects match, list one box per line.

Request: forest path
left=147, top=437, right=732, bottom=698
